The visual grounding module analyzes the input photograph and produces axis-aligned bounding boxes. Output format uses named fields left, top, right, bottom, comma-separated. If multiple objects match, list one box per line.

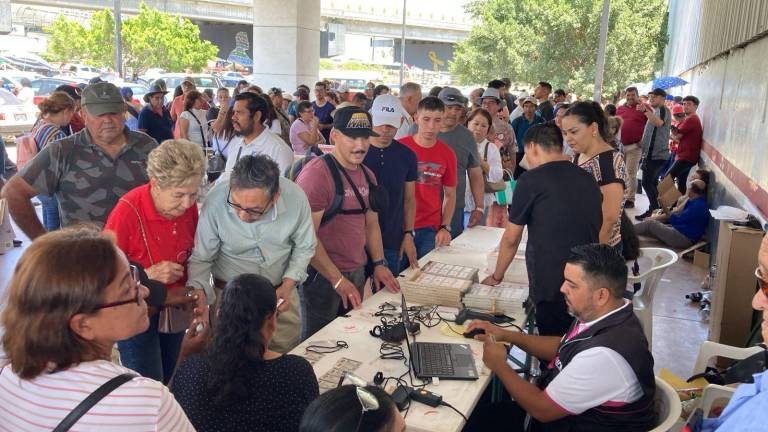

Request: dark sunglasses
left=95, top=265, right=140, bottom=310
left=227, top=191, right=273, bottom=217
left=757, top=267, right=768, bottom=299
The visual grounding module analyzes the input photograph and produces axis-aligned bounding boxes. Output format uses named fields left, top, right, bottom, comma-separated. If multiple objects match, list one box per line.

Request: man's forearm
left=494, top=364, right=564, bottom=422
left=493, top=233, right=521, bottom=280
left=504, top=331, right=561, bottom=362
left=403, top=185, right=415, bottom=231
left=309, top=240, right=343, bottom=284
left=365, top=218, right=385, bottom=262
left=2, top=178, right=46, bottom=239
left=441, top=189, right=456, bottom=226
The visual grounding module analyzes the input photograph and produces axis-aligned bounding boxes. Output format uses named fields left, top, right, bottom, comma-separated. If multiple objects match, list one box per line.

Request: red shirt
left=616, top=104, right=647, bottom=145
left=675, top=114, right=703, bottom=163
left=104, top=183, right=198, bottom=289
left=400, top=136, right=458, bottom=230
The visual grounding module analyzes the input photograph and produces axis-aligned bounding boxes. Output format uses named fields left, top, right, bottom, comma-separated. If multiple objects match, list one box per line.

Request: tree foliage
left=450, top=0, right=668, bottom=98
left=44, top=2, right=218, bottom=74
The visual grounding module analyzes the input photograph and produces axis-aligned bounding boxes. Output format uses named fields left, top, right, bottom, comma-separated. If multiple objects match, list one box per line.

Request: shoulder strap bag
left=483, top=141, right=507, bottom=193
left=185, top=109, right=208, bottom=148
left=52, top=373, right=136, bottom=432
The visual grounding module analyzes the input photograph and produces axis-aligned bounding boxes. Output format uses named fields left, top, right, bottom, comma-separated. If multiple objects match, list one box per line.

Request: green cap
left=81, top=82, right=125, bottom=116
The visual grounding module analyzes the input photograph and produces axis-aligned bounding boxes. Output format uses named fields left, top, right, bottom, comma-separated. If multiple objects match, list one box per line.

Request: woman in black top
left=171, top=274, right=318, bottom=432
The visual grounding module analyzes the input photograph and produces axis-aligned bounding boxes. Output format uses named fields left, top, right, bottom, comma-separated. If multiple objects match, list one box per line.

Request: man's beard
left=235, top=120, right=254, bottom=137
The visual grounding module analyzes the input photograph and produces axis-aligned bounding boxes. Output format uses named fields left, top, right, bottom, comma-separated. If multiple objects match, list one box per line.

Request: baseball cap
left=438, top=87, right=467, bottom=106
left=480, top=88, right=501, bottom=102
left=337, top=84, right=349, bottom=93
left=370, top=94, right=403, bottom=128
left=521, top=96, right=537, bottom=106
left=671, top=104, right=684, bottom=115
left=81, top=82, right=126, bottom=115
left=333, top=106, right=380, bottom=138
left=650, top=88, right=667, bottom=97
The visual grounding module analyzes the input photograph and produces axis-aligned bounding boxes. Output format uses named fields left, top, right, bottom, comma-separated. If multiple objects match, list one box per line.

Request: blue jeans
left=383, top=248, right=407, bottom=277
left=37, top=195, right=60, bottom=231
left=117, top=312, right=184, bottom=383
left=414, top=227, right=437, bottom=259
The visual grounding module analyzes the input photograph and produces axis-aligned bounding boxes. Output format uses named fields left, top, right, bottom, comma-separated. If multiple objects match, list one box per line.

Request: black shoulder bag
left=53, top=373, right=137, bottom=432
left=185, top=109, right=208, bottom=148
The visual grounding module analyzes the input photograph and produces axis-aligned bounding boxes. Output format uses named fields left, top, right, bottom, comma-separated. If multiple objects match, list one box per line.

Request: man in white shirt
left=224, top=92, right=293, bottom=175
left=466, top=244, right=656, bottom=432
left=16, top=78, right=35, bottom=105
left=394, top=82, right=422, bottom=140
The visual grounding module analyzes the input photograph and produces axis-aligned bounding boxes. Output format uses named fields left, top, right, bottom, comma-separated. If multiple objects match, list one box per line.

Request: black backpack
left=288, top=153, right=376, bottom=227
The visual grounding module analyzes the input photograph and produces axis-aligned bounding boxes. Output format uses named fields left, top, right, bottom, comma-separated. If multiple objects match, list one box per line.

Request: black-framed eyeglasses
left=337, top=373, right=380, bottom=432
left=227, top=190, right=273, bottom=217
left=95, top=264, right=140, bottom=310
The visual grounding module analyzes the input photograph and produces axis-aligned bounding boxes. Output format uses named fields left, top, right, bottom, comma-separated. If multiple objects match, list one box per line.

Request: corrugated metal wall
left=667, top=0, right=768, bottom=76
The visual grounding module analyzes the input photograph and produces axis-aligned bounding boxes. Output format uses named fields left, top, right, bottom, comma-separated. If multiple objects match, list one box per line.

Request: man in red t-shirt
left=669, top=95, right=703, bottom=194
left=399, top=96, right=458, bottom=258
left=616, top=86, right=647, bottom=208
left=296, top=107, right=400, bottom=338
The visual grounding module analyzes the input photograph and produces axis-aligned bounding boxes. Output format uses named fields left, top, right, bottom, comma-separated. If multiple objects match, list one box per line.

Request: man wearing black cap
left=138, top=84, right=174, bottom=145
left=1, top=82, right=158, bottom=239
left=635, top=88, right=671, bottom=220
left=296, top=106, right=400, bottom=338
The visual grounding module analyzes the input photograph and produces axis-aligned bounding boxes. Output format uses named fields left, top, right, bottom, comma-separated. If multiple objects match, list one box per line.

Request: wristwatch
left=439, top=224, right=451, bottom=233
left=403, top=230, right=415, bottom=237
left=372, top=258, right=389, bottom=268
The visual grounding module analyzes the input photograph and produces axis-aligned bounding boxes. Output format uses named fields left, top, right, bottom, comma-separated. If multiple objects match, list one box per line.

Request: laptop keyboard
left=416, top=343, right=455, bottom=376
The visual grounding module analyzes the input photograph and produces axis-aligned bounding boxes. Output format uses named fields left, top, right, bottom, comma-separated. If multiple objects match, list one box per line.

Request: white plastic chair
left=687, top=341, right=764, bottom=421
left=651, top=376, right=683, bottom=432
left=629, top=248, right=678, bottom=347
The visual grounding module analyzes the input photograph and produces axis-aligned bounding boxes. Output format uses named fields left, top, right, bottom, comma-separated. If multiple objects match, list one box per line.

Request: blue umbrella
left=652, top=76, right=688, bottom=90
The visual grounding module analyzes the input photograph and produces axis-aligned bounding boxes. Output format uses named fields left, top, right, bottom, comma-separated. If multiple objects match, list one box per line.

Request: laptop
left=401, top=293, right=478, bottom=380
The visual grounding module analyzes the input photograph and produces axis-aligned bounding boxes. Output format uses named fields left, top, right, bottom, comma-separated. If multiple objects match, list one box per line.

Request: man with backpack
left=296, top=106, right=400, bottom=338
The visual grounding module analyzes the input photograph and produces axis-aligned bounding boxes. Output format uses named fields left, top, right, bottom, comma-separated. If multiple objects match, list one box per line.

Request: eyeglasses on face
left=756, top=267, right=768, bottom=299
left=227, top=191, right=273, bottom=217
left=95, top=264, right=141, bottom=310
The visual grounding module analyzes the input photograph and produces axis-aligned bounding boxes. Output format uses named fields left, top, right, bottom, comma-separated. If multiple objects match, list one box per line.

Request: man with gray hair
left=1, top=82, right=157, bottom=239
left=394, top=82, right=422, bottom=140
left=187, top=154, right=316, bottom=352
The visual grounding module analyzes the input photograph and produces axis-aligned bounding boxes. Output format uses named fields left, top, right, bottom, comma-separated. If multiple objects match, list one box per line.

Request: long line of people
left=0, top=76, right=738, bottom=432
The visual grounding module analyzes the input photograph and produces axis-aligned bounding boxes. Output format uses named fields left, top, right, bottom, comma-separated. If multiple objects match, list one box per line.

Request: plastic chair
left=629, top=248, right=678, bottom=347
left=651, top=376, right=683, bottom=432
left=687, top=341, right=764, bottom=421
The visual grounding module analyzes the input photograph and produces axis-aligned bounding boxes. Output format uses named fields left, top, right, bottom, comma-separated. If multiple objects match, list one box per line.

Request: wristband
left=474, top=207, right=484, bottom=213
left=333, top=276, right=344, bottom=290
left=403, top=230, right=415, bottom=237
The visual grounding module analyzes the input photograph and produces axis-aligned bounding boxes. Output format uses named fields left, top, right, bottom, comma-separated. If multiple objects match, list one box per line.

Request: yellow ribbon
left=428, top=51, right=445, bottom=72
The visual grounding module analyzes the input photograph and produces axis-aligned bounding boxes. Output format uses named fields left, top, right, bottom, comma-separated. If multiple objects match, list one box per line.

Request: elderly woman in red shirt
left=104, top=139, right=205, bottom=384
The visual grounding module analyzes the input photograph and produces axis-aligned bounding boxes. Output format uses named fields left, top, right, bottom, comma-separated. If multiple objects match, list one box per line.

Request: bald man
left=634, top=179, right=709, bottom=248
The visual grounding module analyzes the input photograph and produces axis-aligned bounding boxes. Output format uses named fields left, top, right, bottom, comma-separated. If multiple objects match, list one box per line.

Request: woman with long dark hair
left=171, top=273, right=318, bottom=431
left=300, top=385, right=405, bottom=432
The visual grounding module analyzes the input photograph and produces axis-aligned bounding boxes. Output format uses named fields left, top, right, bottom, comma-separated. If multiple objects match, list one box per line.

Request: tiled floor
left=626, top=192, right=709, bottom=378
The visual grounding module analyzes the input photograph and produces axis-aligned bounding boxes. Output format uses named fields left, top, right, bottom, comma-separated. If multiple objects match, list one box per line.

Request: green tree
left=44, top=3, right=218, bottom=74
left=450, top=0, right=668, bottom=98
left=43, top=16, right=87, bottom=64
left=122, top=3, right=218, bottom=74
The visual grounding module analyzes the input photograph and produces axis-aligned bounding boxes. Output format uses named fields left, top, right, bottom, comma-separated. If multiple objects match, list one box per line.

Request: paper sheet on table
left=658, top=367, right=709, bottom=390
left=439, top=322, right=468, bottom=338
left=709, top=206, right=749, bottom=222
left=450, top=226, right=504, bottom=252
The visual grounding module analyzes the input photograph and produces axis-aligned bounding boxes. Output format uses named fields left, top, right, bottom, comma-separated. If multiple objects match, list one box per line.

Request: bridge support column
left=251, top=0, right=320, bottom=91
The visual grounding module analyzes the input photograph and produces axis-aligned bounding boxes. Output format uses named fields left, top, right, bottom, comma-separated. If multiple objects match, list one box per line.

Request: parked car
left=153, top=73, right=224, bottom=103
left=61, top=63, right=100, bottom=79
left=0, top=88, right=38, bottom=140
left=29, top=77, right=83, bottom=105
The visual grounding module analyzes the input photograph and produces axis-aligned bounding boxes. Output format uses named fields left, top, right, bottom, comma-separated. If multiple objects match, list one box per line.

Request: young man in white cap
left=363, top=94, right=419, bottom=276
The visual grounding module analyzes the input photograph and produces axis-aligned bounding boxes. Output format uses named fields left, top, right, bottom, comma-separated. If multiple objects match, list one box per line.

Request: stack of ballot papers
left=462, top=282, right=529, bottom=314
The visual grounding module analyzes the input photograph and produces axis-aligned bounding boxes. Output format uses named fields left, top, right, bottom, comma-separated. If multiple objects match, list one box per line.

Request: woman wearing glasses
left=171, top=273, right=319, bottom=432
left=289, top=100, right=326, bottom=155
left=300, top=384, right=405, bottom=432
left=0, top=227, right=195, bottom=431
left=104, top=139, right=206, bottom=383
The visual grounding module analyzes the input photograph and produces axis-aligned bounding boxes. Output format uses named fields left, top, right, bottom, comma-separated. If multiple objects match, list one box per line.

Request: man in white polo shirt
left=224, top=92, right=293, bottom=176
left=466, top=244, right=656, bottom=432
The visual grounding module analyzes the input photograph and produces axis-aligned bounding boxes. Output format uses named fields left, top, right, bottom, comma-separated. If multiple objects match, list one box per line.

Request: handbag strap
left=53, top=373, right=136, bottom=432
left=185, top=109, right=207, bottom=147
left=118, top=198, right=155, bottom=266
left=483, top=140, right=490, bottom=161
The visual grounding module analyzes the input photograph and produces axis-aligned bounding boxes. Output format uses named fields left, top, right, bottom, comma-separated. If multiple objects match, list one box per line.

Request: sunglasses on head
left=337, top=373, right=381, bottom=432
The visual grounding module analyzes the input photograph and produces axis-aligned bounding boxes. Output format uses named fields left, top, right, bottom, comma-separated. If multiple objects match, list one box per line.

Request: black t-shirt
left=207, top=106, right=220, bottom=123
left=509, top=160, right=603, bottom=303
left=171, top=353, right=319, bottom=432
left=537, top=100, right=555, bottom=122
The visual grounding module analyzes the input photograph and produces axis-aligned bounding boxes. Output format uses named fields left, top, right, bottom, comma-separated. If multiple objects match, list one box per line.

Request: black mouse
left=463, top=328, right=486, bottom=338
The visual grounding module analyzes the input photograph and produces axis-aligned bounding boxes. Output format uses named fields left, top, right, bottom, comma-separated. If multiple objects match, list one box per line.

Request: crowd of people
left=0, top=70, right=750, bottom=432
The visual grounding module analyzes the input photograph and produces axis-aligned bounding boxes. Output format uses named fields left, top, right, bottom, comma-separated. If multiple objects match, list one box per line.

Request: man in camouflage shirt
left=1, top=82, right=158, bottom=239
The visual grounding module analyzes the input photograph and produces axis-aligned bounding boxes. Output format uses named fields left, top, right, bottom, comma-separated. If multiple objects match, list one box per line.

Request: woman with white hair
left=104, top=139, right=206, bottom=384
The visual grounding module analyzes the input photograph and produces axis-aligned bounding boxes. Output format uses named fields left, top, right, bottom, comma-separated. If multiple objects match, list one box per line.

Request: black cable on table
left=440, top=400, right=469, bottom=422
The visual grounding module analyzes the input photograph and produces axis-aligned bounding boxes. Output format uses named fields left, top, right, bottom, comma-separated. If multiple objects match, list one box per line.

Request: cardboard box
left=693, top=250, right=710, bottom=269
left=658, top=175, right=683, bottom=213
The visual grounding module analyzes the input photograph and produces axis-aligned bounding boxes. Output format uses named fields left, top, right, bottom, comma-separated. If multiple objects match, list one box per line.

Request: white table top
left=291, top=226, right=526, bottom=432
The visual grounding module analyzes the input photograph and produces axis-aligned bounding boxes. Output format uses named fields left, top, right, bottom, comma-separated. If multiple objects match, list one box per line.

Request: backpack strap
left=52, top=373, right=136, bottom=432
left=320, top=154, right=346, bottom=226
